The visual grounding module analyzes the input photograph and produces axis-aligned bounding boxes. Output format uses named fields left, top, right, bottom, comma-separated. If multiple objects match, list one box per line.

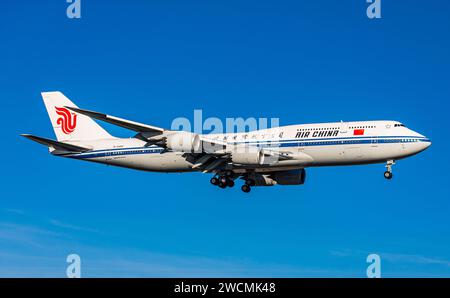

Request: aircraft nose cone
left=413, top=130, right=431, bottom=151
left=420, top=137, right=431, bottom=152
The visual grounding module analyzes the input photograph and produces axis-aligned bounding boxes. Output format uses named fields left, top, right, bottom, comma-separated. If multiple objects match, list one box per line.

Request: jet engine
left=165, top=132, right=201, bottom=153
left=231, top=150, right=265, bottom=165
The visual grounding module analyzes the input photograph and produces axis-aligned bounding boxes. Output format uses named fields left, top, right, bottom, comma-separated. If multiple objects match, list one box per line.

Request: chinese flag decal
left=353, top=129, right=365, bottom=135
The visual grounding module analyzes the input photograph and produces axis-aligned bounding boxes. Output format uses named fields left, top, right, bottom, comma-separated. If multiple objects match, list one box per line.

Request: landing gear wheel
left=219, top=182, right=227, bottom=188
left=227, top=179, right=235, bottom=188
left=210, top=177, right=219, bottom=185
left=219, top=176, right=228, bottom=185
left=241, top=184, right=251, bottom=193
left=384, top=171, right=393, bottom=180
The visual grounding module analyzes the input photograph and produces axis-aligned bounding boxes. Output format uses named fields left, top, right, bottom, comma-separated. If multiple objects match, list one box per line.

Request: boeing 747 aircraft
left=22, top=92, right=431, bottom=193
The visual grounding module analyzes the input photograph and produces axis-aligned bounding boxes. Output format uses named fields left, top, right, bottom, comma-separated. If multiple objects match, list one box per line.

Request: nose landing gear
left=384, top=171, right=393, bottom=179
left=384, top=160, right=395, bottom=180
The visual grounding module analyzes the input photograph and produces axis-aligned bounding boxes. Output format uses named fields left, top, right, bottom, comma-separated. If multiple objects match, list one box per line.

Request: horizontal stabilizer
left=65, top=106, right=165, bottom=134
left=21, top=134, right=91, bottom=152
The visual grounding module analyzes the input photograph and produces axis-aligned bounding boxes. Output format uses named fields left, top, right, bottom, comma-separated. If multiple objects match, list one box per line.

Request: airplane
left=22, top=91, right=431, bottom=193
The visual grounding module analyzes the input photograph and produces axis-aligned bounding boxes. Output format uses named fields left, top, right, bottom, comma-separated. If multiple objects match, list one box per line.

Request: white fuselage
left=59, top=120, right=431, bottom=173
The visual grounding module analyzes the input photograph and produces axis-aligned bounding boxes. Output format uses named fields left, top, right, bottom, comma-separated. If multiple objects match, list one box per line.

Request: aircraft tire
left=384, top=171, right=393, bottom=180
left=210, top=177, right=219, bottom=185
left=241, top=184, right=251, bottom=193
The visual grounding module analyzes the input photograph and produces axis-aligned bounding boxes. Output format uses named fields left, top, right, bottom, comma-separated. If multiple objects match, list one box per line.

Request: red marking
left=353, top=129, right=364, bottom=136
left=55, top=107, right=77, bottom=134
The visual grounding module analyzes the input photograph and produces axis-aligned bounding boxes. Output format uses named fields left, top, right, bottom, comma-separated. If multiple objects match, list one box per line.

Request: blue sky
left=0, top=0, right=449, bottom=277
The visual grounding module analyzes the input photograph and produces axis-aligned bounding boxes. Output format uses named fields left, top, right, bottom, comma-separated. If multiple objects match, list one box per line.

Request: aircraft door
left=337, top=122, right=349, bottom=159
left=340, top=121, right=349, bottom=135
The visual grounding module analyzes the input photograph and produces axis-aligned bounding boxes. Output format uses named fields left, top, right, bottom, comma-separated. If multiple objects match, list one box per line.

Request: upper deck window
left=394, top=123, right=405, bottom=127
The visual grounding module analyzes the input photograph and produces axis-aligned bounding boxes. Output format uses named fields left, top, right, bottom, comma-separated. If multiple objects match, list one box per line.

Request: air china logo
left=55, top=107, right=77, bottom=134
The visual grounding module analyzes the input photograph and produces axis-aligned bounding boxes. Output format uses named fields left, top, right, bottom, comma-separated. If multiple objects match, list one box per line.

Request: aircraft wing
left=199, top=136, right=303, bottom=160
left=21, top=134, right=91, bottom=152
left=187, top=136, right=312, bottom=172
left=259, top=148, right=298, bottom=160
left=65, top=106, right=165, bottom=134
left=198, top=136, right=228, bottom=153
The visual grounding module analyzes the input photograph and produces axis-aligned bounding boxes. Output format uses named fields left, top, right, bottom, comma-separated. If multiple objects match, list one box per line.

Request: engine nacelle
left=271, top=169, right=306, bottom=185
left=231, top=150, right=264, bottom=165
left=166, top=132, right=201, bottom=153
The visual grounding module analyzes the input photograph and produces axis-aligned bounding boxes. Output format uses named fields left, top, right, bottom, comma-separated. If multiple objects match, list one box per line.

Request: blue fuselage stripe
left=67, top=136, right=430, bottom=159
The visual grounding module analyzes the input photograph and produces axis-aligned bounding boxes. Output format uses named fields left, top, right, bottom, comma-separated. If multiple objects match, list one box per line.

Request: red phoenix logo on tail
left=55, top=107, right=77, bottom=134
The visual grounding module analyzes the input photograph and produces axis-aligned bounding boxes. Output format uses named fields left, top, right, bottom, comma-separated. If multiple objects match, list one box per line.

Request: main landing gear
left=384, top=160, right=395, bottom=180
left=210, top=172, right=235, bottom=189
left=241, top=179, right=255, bottom=193
left=211, top=171, right=254, bottom=193
left=241, top=184, right=251, bottom=193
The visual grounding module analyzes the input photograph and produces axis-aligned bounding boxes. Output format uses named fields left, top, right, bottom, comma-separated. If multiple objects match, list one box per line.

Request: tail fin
left=41, top=91, right=113, bottom=141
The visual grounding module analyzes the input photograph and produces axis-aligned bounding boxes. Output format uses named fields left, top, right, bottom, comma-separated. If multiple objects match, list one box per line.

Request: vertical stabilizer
left=41, top=91, right=113, bottom=141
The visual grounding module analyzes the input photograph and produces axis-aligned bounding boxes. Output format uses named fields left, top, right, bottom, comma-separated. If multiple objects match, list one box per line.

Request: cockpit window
left=394, top=123, right=405, bottom=127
